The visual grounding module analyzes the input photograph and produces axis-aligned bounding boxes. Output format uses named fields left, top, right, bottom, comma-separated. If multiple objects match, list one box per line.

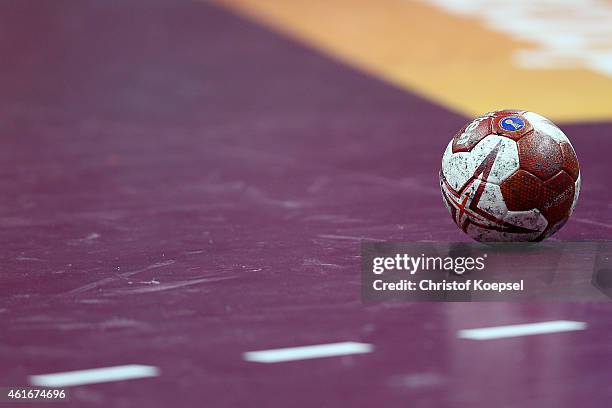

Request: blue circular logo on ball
left=499, top=116, right=525, bottom=132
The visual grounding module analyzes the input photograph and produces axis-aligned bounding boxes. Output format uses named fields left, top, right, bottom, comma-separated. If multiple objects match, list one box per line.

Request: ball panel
left=570, top=173, right=581, bottom=216
left=452, top=114, right=492, bottom=153
left=473, top=181, right=508, bottom=223
left=483, top=137, right=520, bottom=185
left=517, top=132, right=563, bottom=180
left=540, top=170, right=575, bottom=231
left=560, top=142, right=580, bottom=181
left=500, top=169, right=542, bottom=211
left=442, top=135, right=519, bottom=191
left=440, top=175, right=508, bottom=229
left=439, top=171, right=455, bottom=218
left=572, top=173, right=582, bottom=212
left=441, top=139, right=469, bottom=192
left=543, top=170, right=574, bottom=194
left=504, top=209, right=548, bottom=234
left=500, top=168, right=575, bottom=239
left=523, top=111, right=571, bottom=144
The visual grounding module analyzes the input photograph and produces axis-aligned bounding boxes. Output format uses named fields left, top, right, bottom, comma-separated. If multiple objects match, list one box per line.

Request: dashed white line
left=243, top=341, right=374, bottom=363
left=458, top=320, right=587, bottom=340
left=29, top=364, right=160, bottom=387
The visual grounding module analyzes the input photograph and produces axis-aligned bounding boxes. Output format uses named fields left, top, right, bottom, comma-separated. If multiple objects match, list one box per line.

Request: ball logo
left=499, top=116, right=525, bottom=132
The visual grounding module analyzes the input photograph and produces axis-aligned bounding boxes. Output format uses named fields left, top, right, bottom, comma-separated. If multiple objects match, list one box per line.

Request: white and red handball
left=440, top=110, right=580, bottom=242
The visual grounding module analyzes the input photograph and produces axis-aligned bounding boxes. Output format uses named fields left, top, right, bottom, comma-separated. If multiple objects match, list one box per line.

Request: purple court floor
left=1, top=1, right=611, bottom=407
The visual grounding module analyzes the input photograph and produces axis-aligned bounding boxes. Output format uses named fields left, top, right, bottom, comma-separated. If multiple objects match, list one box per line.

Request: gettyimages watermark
left=361, top=241, right=612, bottom=302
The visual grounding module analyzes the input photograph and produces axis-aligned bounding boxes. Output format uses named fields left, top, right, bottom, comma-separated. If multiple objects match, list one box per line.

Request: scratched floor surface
left=1, top=1, right=612, bottom=407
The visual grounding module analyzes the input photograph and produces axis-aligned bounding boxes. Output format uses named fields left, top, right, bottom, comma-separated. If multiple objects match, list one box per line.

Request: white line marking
left=243, top=341, right=374, bottom=363
left=29, top=364, right=160, bottom=387
left=317, top=234, right=380, bottom=242
left=458, top=320, right=587, bottom=340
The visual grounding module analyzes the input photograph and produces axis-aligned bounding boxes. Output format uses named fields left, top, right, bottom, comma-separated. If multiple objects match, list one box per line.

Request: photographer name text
left=373, top=279, right=524, bottom=293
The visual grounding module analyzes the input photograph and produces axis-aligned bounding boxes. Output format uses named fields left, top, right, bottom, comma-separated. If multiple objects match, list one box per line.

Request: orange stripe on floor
left=213, top=0, right=612, bottom=123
